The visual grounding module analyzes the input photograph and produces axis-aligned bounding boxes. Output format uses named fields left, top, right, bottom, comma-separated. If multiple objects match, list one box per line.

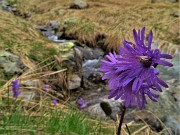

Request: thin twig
left=125, top=124, right=131, bottom=135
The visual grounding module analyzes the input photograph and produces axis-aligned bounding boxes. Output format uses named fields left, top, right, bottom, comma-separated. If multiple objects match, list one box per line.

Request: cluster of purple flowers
left=44, top=84, right=58, bottom=105
left=101, top=27, right=173, bottom=109
left=12, top=79, right=21, bottom=98
left=12, top=81, right=58, bottom=105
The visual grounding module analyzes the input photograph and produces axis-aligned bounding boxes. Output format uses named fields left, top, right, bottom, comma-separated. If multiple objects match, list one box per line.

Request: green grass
left=0, top=94, right=115, bottom=135
left=0, top=107, right=92, bottom=135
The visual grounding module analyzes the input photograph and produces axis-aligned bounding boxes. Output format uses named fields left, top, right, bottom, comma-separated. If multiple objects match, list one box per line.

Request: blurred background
left=0, top=0, right=179, bottom=134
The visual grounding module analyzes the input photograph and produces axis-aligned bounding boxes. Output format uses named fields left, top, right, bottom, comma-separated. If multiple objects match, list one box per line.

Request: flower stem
left=117, top=104, right=126, bottom=135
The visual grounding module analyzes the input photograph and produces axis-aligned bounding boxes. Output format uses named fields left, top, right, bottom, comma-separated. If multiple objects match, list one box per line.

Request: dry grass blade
left=132, top=125, right=148, bottom=135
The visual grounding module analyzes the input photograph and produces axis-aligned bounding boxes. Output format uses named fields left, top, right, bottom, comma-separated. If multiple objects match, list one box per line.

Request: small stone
left=171, top=13, right=180, bottom=17
left=68, top=74, right=81, bottom=90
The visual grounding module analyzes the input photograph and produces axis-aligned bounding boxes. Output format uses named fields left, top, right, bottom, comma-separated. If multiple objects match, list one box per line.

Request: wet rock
left=37, top=21, right=76, bottom=43
left=70, top=0, right=89, bottom=9
left=57, top=42, right=83, bottom=73
left=85, top=95, right=124, bottom=121
left=0, top=0, right=16, bottom=12
left=82, top=58, right=104, bottom=89
left=93, top=48, right=105, bottom=59
left=68, top=74, right=81, bottom=90
left=76, top=46, right=104, bottom=60
left=83, top=59, right=101, bottom=78
left=0, top=50, right=24, bottom=74
left=36, top=20, right=60, bottom=39
left=80, top=47, right=104, bottom=88
left=74, top=47, right=83, bottom=70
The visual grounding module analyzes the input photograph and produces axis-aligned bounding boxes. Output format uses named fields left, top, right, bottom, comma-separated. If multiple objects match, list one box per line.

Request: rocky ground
left=0, top=0, right=179, bottom=134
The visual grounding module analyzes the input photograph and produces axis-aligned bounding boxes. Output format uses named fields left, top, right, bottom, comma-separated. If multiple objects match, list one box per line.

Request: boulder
left=0, top=50, right=24, bottom=74
left=70, top=0, right=89, bottom=9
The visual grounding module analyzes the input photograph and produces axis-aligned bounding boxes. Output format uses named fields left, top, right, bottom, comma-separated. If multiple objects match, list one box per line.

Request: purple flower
left=52, top=99, right=58, bottom=105
left=45, top=84, right=49, bottom=92
left=100, top=27, right=173, bottom=109
left=44, top=84, right=49, bottom=96
left=77, top=98, right=86, bottom=109
left=13, top=91, right=21, bottom=98
left=12, top=79, right=21, bottom=98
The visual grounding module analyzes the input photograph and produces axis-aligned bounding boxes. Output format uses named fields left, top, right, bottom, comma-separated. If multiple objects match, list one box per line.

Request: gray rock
left=0, top=0, right=9, bottom=10
left=83, top=59, right=101, bottom=78
left=0, top=50, right=24, bottom=74
left=18, top=80, right=41, bottom=100
left=36, top=21, right=60, bottom=38
left=57, top=42, right=82, bottom=73
left=0, top=0, right=16, bottom=12
left=74, top=47, right=83, bottom=70
left=164, top=116, right=180, bottom=135
left=76, top=46, right=104, bottom=60
left=70, top=0, right=89, bottom=9
left=49, top=21, right=60, bottom=30
left=85, top=96, right=126, bottom=121
left=171, top=13, right=180, bottom=17
left=68, top=74, right=81, bottom=90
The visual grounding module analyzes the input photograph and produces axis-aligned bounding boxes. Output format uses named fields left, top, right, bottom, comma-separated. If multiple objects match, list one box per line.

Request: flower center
left=138, top=56, right=152, bottom=67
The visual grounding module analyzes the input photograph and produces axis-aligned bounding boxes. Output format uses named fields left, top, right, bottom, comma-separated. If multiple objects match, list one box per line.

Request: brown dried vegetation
left=14, top=0, right=179, bottom=50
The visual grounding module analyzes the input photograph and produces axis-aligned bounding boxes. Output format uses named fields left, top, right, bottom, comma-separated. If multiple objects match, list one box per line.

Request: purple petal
left=45, top=84, right=49, bottom=92
left=13, top=91, right=21, bottom=98
left=133, top=29, right=139, bottom=45
left=125, top=95, right=131, bottom=108
left=156, top=60, right=173, bottom=67
left=108, top=89, right=118, bottom=99
left=132, top=79, right=142, bottom=92
left=148, top=30, right=153, bottom=50
left=122, top=77, right=134, bottom=87
left=12, top=79, right=20, bottom=91
left=77, top=98, right=86, bottom=109
left=141, top=27, right=145, bottom=42
left=150, top=66, right=159, bottom=75
left=52, top=99, right=58, bottom=105
left=137, top=96, right=143, bottom=109
left=80, top=104, right=86, bottom=109
left=156, top=77, right=168, bottom=88
left=160, top=54, right=173, bottom=59
left=123, top=41, right=135, bottom=54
